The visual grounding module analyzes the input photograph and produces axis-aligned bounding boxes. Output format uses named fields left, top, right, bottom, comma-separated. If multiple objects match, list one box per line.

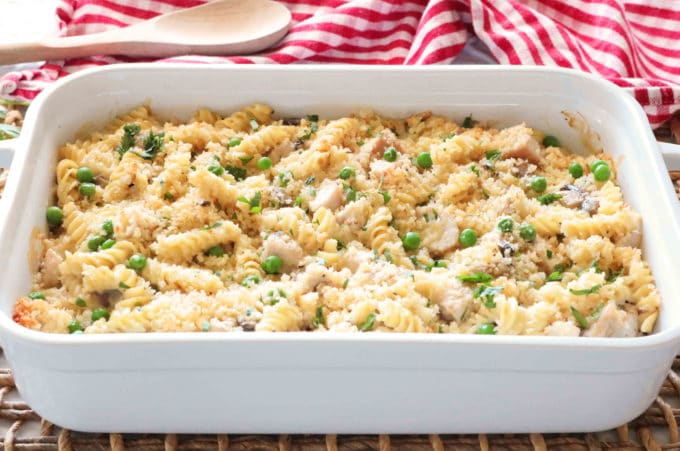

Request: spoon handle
left=0, top=30, right=134, bottom=65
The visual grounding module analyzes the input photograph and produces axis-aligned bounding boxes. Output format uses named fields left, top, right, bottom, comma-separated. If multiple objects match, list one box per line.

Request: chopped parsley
left=116, top=124, right=141, bottom=157
left=248, top=114, right=259, bottom=131
left=569, top=284, right=602, bottom=296
left=384, top=249, right=393, bottom=263
left=239, top=156, right=254, bottom=164
left=547, top=270, right=563, bottom=282
left=462, top=115, right=474, bottom=128
left=298, top=114, right=319, bottom=141
left=343, top=278, right=349, bottom=289
left=225, top=165, right=247, bottom=181
left=202, top=320, right=211, bottom=332
left=485, top=150, right=502, bottom=161
left=571, top=306, right=589, bottom=329
left=139, top=130, right=164, bottom=160
left=588, top=303, right=604, bottom=321
left=311, top=306, right=325, bottom=328
left=358, top=313, right=376, bottom=331
left=380, top=191, right=391, bottom=204
left=537, top=193, right=563, bottom=205
left=457, top=272, right=493, bottom=283
left=118, top=281, right=130, bottom=289
left=470, top=164, right=480, bottom=177
left=237, top=191, right=262, bottom=213
left=305, top=176, right=316, bottom=185
left=442, top=132, right=456, bottom=141
left=473, top=285, right=504, bottom=309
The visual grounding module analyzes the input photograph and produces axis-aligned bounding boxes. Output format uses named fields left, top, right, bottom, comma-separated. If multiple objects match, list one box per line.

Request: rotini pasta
left=15, top=106, right=661, bottom=337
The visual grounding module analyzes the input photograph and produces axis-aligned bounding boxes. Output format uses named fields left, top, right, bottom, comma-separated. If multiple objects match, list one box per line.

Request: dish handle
left=659, top=142, right=680, bottom=171
left=0, top=138, right=17, bottom=168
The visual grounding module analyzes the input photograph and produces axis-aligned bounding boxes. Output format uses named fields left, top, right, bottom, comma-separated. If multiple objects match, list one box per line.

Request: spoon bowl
left=0, top=0, right=291, bottom=64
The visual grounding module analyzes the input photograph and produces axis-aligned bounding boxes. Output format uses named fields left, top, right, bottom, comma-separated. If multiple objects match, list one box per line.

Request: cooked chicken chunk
left=495, top=124, right=543, bottom=165
left=417, top=206, right=459, bottom=256
left=262, top=232, right=304, bottom=273
left=40, top=249, right=63, bottom=288
left=310, top=180, right=344, bottom=212
left=357, top=129, right=399, bottom=169
left=584, top=302, right=638, bottom=338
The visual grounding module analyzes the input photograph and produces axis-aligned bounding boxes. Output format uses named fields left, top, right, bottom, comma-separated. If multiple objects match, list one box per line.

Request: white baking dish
left=0, top=65, right=678, bottom=434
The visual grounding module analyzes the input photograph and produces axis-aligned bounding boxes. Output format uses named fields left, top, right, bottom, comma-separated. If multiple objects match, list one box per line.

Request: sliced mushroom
left=40, top=249, right=63, bottom=288
left=558, top=184, right=599, bottom=215
left=498, top=240, right=517, bottom=258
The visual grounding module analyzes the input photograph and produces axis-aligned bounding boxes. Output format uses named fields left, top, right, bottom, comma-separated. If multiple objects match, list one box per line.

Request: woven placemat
left=0, top=109, right=678, bottom=451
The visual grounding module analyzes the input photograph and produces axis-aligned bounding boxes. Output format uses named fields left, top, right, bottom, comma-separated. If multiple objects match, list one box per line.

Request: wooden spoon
left=0, top=0, right=291, bottom=64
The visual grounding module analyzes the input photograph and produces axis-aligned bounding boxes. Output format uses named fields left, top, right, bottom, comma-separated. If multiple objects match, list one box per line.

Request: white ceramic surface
left=0, top=65, right=678, bottom=433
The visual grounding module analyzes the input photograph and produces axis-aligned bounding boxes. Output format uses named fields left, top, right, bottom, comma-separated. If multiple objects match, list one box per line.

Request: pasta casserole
left=13, top=105, right=660, bottom=336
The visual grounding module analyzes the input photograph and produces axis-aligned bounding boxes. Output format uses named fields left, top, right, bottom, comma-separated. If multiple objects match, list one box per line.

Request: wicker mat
left=0, top=109, right=679, bottom=450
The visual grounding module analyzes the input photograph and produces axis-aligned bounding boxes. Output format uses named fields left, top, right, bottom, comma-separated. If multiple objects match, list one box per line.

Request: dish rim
left=1, top=63, right=678, bottom=350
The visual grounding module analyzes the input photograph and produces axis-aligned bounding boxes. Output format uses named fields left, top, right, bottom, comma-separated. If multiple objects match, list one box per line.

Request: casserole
left=0, top=65, right=678, bottom=433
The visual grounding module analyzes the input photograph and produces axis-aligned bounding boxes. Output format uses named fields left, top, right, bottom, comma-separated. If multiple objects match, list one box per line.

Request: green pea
left=542, top=135, right=560, bottom=147
left=91, top=308, right=110, bottom=322
left=569, top=162, right=584, bottom=179
left=101, top=239, right=116, bottom=249
left=28, top=291, right=45, bottom=300
left=383, top=147, right=398, bottom=162
left=46, top=206, right=64, bottom=227
left=257, top=157, right=273, bottom=170
left=75, top=297, right=87, bottom=308
left=416, top=152, right=433, bottom=169
left=459, top=228, right=477, bottom=247
left=519, top=223, right=537, bottom=242
left=402, top=231, right=421, bottom=251
left=79, top=182, right=96, bottom=197
left=68, top=320, right=82, bottom=333
left=207, top=163, right=224, bottom=176
left=593, top=162, right=611, bottom=182
left=477, top=323, right=496, bottom=335
left=128, top=253, right=147, bottom=271
left=589, top=159, right=607, bottom=172
left=76, top=167, right=94, bottom=183
left=530, top=176, right=547, bottom=193
left=206, top=245, right=225, bottom=257
left=262, top=255, right=283, bottom=274
left=338, top=167, right=355, bottom=180
left=87, top=236, right=106, bottom=251
left=229, top=137, right=242, bottom=148
left=498, top=218, right=514, bottom=233
left=102, top=219, right=114, bottom=236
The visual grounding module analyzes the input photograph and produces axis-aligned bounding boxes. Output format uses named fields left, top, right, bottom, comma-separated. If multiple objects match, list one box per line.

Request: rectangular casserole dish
left=0, top=64, right=678, bottom=433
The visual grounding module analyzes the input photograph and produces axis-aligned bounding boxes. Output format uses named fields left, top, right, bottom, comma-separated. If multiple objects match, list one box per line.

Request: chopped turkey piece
left=545, top=321, right=581, bottom=337
left=417, top=206, right=459, bottom=256
left=617, top=214, right=642, bottom=247
left=300, top=262, right=329, bottom=291
left=309, top=180, right=344, bottom=212
left=584, top=302, right=638, bottom=338
left=357, top=129, right=399, bottom=169
left=40, top=248, right=63, bottom=288
left=262, top=232, right=304, bottom=272
left=336, top=198, right=371, bottom=229
left=581, top=197, right=600, bottom=215
left=419, top=275, right=472, bottom=322
left=496, top=124, right=543, bottom=165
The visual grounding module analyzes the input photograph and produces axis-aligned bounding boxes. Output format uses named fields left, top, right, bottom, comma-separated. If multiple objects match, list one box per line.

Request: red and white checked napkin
left=2, top=0, right=680, bottom=128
